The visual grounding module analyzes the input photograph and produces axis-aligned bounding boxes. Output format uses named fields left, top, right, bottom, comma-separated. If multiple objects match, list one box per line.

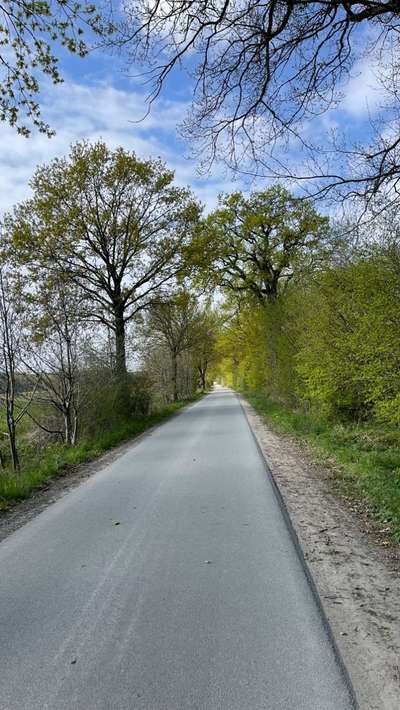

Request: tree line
left=209, top=192, right=400, bottom=429
left=0, top=141, right=219, bottom=472
left=1, top=141, right=398, bottom=481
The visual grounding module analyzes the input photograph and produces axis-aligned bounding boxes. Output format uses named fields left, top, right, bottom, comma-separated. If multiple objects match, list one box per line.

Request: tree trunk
left=198, top=361, right=208, bottom=392
left=172, top=351, right=178, bottom=402
left=113, top=305, right=131, bottom=416
left=63, top=408, right=73, bottom=445
left=114, top=308, right=127, bottom=376
left=71, top=409, right=78, bottom=446
left=5, top=372, right=19, bottom=471
left=7, top=417, right=19, bottom=471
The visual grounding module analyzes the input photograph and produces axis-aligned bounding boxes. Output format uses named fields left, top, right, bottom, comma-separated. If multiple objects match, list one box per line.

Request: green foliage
left=216, top=297, right=301, bottom=404
left=191, top=185, right=329, bottom=302
left=217, top=239, right=400, bottom=425
left=0, top=0, right=113, bottom=136
left=297, top=251, right=400, bottom=422
left=246, top=394, right=400, bottom=542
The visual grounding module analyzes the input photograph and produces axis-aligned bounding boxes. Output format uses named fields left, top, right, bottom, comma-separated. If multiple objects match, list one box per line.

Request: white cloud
left=0, top=76, right=233, bottom=214
left=341, top=55, right=386, bottom=118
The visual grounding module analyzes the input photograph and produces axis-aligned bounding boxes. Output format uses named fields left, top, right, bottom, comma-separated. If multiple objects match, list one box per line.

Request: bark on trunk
left=113, top=305, right=131, bottom=416
left=198, top=361, right=208, bottom=392
left=7, top=417, right=19, bottom=471
left=172, top=351, right=178, bottom=402
left=71, top=410, right=78, bottom=446
left=63, top=408, right=76, bottom=446
left=114, top=309, right=127, bottom=377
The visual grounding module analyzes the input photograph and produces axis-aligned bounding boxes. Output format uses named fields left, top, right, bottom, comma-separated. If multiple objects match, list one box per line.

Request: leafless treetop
left=122, top=1, right=400, bottom=203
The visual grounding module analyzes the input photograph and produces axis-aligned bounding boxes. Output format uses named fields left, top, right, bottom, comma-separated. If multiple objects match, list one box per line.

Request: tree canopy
left=7, top=140, right=201, bottom=376
left=124, top=1, right=400, bottom=202
left=192, top=185, right=329, bottom=302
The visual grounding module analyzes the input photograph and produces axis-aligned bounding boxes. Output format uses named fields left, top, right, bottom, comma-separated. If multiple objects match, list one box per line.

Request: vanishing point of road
left=0, top=389, right=356, bottom=709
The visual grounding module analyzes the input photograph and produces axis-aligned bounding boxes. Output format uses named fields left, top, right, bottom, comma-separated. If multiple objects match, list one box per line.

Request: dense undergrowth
left=246, top=393, right=400, bottom=542
left=0, top=398, right=196, bottom=509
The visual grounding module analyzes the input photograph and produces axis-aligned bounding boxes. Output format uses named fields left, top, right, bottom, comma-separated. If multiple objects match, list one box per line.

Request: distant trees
left=194, top=186, right=329, bottom=303
left=8, top=141, right=200, bottom=411
left=143, top=297, right=217, bottom=404
left=145, top=292, right=218, bottom=401
left=147, top=292, right=200, bottom=401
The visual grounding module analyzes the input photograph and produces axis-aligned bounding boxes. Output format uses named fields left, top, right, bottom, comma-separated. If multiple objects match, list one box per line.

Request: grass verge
left=245, top=392, right=400, bottom=542
left=0, top=397, right=200, bottom=510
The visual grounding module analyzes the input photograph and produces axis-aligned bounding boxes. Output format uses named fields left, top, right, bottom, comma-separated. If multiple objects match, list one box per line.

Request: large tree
left=193, top=186, right=329, bottom=303
left=7, top=141, right=200, bottom=385
left=124, top=1, right=400, bottom=202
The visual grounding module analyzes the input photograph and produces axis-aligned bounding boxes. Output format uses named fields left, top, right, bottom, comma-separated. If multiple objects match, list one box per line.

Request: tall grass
left=246, top=393, right=400, bottom=541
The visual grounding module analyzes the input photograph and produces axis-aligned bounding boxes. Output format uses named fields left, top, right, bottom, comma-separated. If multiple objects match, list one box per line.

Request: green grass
left=0, top=398, right=199, bottom=510
left=245, top=392, right=400, bottom=541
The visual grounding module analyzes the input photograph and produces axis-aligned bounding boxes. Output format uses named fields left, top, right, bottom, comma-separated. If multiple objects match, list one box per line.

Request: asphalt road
left=0, top=389, right=356, bottom=709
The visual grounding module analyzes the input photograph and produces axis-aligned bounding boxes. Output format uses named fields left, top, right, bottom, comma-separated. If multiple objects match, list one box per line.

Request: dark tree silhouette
left=123, top=1, right=400, bottom=202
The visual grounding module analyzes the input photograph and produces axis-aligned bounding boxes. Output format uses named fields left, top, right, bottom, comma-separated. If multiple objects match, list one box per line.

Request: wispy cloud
left=341, top=54, right=387, bottom=118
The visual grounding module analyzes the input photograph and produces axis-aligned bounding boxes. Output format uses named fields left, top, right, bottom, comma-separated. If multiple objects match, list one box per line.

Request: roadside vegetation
left=247, top=395, right=400, bottom=541
left=1, top=150, right=400, bottom=539
left=0, top=142, right=218, bottom=508
left=208, top=193, right=400, bottom=541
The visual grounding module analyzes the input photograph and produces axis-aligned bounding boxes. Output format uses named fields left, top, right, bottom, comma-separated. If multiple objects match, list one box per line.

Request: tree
left=7, top=141, right=201, bottom=402
left=0, top=268, right=36, bottom=469
left=192, top=308, right=219, bottom=392
left=26, top=276, right=85, bottom=445
left=124, top=1, right=400, bottom=202
left=0, top=0, right=113, bottom=136
left=194, top=186, right=329, bottom=303
left=146, top=291, right=201, bottom=401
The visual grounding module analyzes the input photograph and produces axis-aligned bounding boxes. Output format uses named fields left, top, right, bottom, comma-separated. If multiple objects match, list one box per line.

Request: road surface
left=0, top=389, right=356, bottom=709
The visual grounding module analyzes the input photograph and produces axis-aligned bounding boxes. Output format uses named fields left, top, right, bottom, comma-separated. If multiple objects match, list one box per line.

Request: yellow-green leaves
left=194, top=185, right=329, bottom=303
left=0, top=0, right=113, bottom=136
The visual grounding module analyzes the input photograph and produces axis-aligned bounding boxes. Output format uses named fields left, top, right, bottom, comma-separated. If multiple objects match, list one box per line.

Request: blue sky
left=0, top=33, right=385, bottom=215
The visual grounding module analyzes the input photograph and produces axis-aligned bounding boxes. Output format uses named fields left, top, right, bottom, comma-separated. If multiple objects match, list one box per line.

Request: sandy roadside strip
left=242, top=397, right=400, bottom=710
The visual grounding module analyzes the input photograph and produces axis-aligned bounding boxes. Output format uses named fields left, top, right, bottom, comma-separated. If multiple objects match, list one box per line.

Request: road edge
left=0, top=394, right=206, bottom=545
left=238, top=392, right=359, bottom=709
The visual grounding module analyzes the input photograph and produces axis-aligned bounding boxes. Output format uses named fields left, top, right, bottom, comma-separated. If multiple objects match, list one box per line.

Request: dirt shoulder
left=242, top=397, right=400, bottom=710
